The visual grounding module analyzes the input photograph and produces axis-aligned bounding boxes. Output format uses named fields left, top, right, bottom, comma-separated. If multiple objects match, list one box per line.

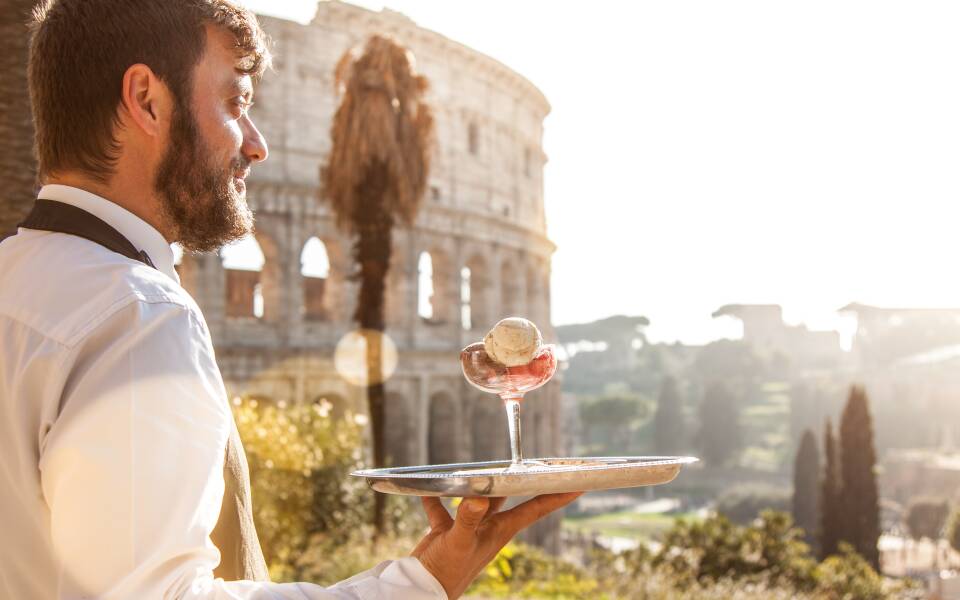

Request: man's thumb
left=454, top=497, right=489, bottom=533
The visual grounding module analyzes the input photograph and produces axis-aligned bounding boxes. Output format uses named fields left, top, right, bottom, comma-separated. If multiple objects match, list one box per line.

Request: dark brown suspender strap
left=19, top=199, right=156, bottom=269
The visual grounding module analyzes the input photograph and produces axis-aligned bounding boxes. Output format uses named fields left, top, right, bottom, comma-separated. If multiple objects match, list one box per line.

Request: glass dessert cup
left=460, top=343, right=558, bottom=472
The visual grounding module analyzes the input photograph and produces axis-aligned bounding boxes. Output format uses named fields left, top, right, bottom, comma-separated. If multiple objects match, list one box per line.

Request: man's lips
left=233, top=170, right=249, bottom=191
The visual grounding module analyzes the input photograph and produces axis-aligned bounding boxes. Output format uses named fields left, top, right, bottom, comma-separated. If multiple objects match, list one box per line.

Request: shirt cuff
left=339, top=557, right=448, bottom=600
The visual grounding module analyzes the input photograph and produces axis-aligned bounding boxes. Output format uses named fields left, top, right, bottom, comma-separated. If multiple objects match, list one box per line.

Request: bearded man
left=0, top=1, right=579, bottom=598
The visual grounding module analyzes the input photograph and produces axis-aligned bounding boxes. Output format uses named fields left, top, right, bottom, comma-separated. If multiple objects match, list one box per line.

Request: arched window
left=301, top=237, right=330, bottom=320
left=500, top=261, right=520, bottom=317
left=384, top=392, right=412, bottom=466
left=471, top=396, right=508, bottom=461
left=460, top=267, right=472, bottom=331
left=428, top=392, right=457, bottom=465
left=464, top=255, right=490, bottom=331
left=221, top=235, right=265, bottom=318
left=468, top=121, right=479, bottom=156
left=527, top=264, right=543, bottom=324
left=418, top=251, right=434, bottom=320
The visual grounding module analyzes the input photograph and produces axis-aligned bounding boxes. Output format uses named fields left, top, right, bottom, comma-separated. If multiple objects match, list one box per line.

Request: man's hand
left=410, top=492, right=582, bottom=600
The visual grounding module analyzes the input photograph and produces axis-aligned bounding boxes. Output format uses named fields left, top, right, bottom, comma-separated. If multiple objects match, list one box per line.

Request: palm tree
left=321, top=35, right=434, bottom=533
left=0, top=1, right=39, bottom=239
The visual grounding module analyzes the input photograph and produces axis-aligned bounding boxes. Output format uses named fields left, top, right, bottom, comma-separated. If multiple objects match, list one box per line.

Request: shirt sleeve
left=38, top=298, right=447, bottom=600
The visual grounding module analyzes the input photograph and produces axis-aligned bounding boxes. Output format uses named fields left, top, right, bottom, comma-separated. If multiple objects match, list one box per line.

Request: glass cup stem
left=502, top=395, right=524, bottom=466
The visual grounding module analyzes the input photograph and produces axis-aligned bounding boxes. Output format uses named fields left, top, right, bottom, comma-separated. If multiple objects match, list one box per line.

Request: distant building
left=839, top=303, right=960, bottom=367
left=711, top=304, right=842, bottom=368
left=881, top=448, right=960, bottom=505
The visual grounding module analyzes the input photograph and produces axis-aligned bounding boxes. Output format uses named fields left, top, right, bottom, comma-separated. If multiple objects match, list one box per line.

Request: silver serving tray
left=352, top=456, right=698, bottom=497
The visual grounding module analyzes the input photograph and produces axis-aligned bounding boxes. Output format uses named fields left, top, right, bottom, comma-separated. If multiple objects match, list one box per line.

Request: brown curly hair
left=28, top=0, right=271, bottom=183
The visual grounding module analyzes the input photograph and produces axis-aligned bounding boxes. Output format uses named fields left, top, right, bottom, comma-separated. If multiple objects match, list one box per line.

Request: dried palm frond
left=321, top=35, right=435, bottom=230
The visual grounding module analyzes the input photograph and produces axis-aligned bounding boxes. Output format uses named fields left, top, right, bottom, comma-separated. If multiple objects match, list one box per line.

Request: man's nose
left=241, top=116, right=268, bottom=163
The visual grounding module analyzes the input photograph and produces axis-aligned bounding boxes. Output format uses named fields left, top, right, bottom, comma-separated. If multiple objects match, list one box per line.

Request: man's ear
left=119, top=63, right=171, bottom=138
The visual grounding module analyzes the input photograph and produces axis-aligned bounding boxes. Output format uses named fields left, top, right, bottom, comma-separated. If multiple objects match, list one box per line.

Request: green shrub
left=296, top=526, right=421, bottom=586
left=467, top=541, right=603, bottom=599
left=813, top=543, right=889, bottom=600
left=648, top=511, right=815, bottom=590
left=233, top=396, right=420, bottom=581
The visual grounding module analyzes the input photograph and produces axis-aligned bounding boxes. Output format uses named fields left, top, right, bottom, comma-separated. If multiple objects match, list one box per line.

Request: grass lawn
left=563, top=510, right=701, bottom=541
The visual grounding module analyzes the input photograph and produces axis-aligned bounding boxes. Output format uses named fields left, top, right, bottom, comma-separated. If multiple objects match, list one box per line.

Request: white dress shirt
left=0, top=185, right=447, bottom=600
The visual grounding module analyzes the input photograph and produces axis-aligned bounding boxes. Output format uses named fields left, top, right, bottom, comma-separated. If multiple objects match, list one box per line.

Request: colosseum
left=175, top=1, right=563, bottom=549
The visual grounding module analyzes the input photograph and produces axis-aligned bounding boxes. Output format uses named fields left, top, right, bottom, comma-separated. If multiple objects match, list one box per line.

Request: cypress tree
left=698, top=381, right=740, bottom=468
left=792, top=428, right=820, bottom=550
left=819, top=419, right=842, bottom=559
left=653, top=376, right=685, bottom=455
left=839, top=385, right=881, bottom=569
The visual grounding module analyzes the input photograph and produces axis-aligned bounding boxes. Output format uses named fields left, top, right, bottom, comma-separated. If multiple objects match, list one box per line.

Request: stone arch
left=417, top=251, right=435, bottom=320
left=464, top=254, right=492, bottom=332
left=220, top=232, right=282, bottom=322
left=418, top=248, right=454, bottom=324
left=384, top=391, right=414, bottom=467
left=468, top=120, right=479, bottom=155
left=428, top=391, right=458, bottom=465
left=471, top=394, right=508, bottom=462
left=500, top=257, right=523, bottom=318
left=221, top=235, right=264, bottom=318
left=308, top=232, right=349, bottom=323
left=533, top=411, right=544, bottom=458
left=301, top=237, right=331, bottom=321
left=526, top=258, right=548, bottom=326
left=459, top=266, right=472, bottom=331
left=255, top=232, right=283, bottom=323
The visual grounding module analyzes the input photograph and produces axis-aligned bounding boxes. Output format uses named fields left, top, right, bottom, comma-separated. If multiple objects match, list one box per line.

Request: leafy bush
left=813, top=543, right=890, bottom=600
left=233, top=396, right=421, bottom=581
left=468, top=542, right=602, bottom=598
left=296, top=526, right=422, bottom=586
left=647, top=511, right=816, bottom=590
left=468, top=512, right=918, bottom=599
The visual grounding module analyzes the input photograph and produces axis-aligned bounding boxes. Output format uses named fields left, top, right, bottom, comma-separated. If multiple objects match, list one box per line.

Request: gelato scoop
left=483, top=317, right=543, bottom=367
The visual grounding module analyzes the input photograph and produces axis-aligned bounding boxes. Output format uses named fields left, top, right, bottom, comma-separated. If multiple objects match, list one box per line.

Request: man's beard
left=155, top=100, right=253, bottom=253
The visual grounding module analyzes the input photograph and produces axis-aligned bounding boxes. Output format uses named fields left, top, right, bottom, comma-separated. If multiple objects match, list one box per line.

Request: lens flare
left=333, top=329, right=399, bottom=386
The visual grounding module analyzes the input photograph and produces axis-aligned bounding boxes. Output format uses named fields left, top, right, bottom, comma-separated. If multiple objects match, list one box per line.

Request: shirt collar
left=37, top=184, right=180, bottom=284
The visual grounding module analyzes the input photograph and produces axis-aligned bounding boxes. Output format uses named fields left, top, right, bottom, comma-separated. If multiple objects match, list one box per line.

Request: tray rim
left=351, top=455, right=699, bottom=480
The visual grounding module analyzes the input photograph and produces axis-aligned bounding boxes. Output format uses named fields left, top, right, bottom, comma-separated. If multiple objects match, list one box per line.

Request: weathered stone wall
left=180, top=1, right=563, bottom=551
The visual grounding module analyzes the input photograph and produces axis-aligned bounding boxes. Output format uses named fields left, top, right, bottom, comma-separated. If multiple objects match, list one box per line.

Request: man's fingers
left=421, top=496, right=454, bottom=530
left=450, top=496, right=489, bottom=541
left=410, top=528, right=442, bottom=557
left=486, top=497, right=507, bottom=519
left=497, top=492, right=582, bottom=534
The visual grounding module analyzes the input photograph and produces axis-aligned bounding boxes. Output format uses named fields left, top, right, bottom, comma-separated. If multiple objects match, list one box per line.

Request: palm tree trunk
left=0, top=1, right=38, bottom=239
left=353, top=167, right=393, bottom=534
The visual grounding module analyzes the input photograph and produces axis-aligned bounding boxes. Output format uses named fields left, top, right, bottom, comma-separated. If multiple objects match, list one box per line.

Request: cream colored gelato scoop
left=483, top=317, right=542, bottom=367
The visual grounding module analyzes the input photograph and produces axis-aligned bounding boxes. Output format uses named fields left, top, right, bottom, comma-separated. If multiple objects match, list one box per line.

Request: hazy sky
left=240, top=0, right=960, bottom=345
